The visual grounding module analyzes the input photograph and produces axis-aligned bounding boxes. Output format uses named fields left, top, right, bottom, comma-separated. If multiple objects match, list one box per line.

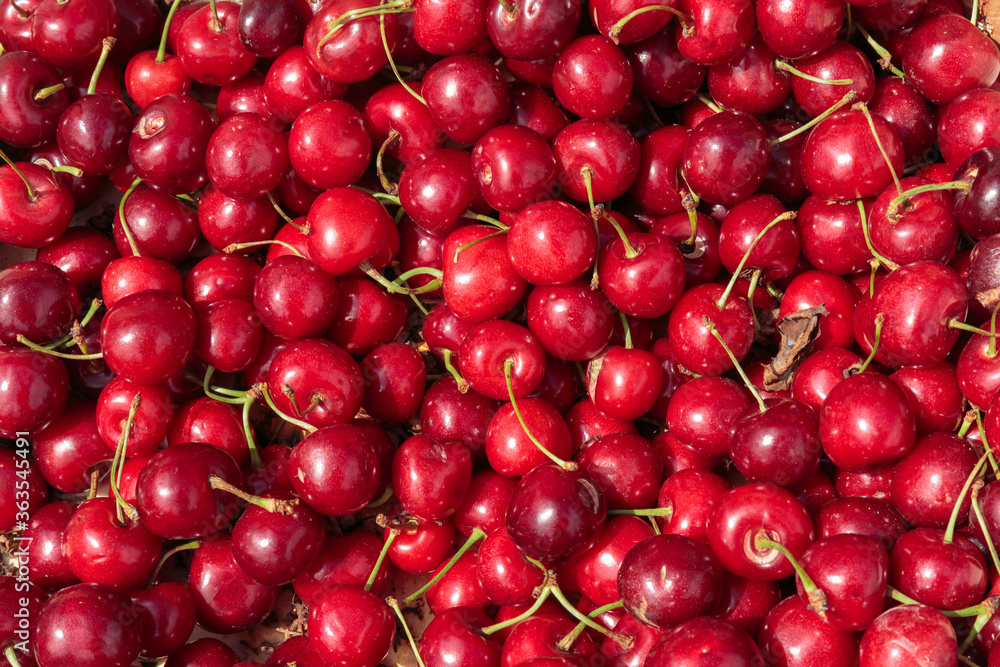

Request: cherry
left=617, top=533, right=723, bottom=629
left=252, top=255, right=337, bottom=341
left=32, top=399, right=106, bottom=494
left=129, top=94, right=216, bottom=196
left=63, top=496, right=161, bottom=593
left=231, top=492, right=325, bottom=586
left=35, top=227, right=117, bottom=301
left=384, top=518, right=455, bottom=576
left=857, top=604, right=957, bottom=667
left=870, top=78, right=936, bottom=166
left=471, top=124, right=558, bottom=213
left=289, top=424, right=380, bottom=516
left=34, top=583, right=142, bottom=667
left=0, top=346, right=69, bottom=439
left=130, top=582, right=196, bottom=659
left=238, top=0, right=307, bottom=56
left=413, top=0, right=489, bottom=54
left=303, top=0, right=399, bottom=83
left=681, top=109, right=771, bottom=206
left=290, top=100, right=372, bottom=190
left=507, top=200, right=597, bottom=285
left=730, top=398, right=822, bottom=489
left=707, top=32, right=790, bottom=116
left=266, top=338, right=364, bottom=428
left=187, top=537, right=280, bottom=634
left=176, top=1, right=256, bottom=86
left=0, top=159, right=74, bottom=249
left=819, top=372, right=916, bottom=472
left=98, top=378, right=173, bottom=457
left=424, top=53, right=510, bottom=144
left=31, top=0, right=119, bottom=70
left=0, top=0, right=40, bottom=52
left=797, top=195, right=872, bottom=275
left=644, top=617, right=763, bottom=666
left=358, top=342, right=426, bottom=422
left=326, top=276, right=410, bottom=356
left=756, top=0, right=843, bottom=59
left=576, top=433, right=664, bottom=509
left=205, top=113, right=289, bottom=202
left=420, top=606, right=502, bottom=667
left=815, top=496, right=908, bottom=552
left=506, top=464, right=607, bottom=564
left=485, top=0, right=581, bottom=61
left=555, top=120, right=640, bottom=203
left=183, top=254, right=260, bottom=314
left=264, top=46, right=347, bottom=124
left=308, top=584, right=395, bottom=666
left=667, top=376, right=752, bottom=459
left=163, top=637, right=239, bottom=667
left=758, top=596, right=860, bottom=667
left=902, top=11, right=1000, bottom=106
left=392, top=434, right=473, bottom=520
left=0, top=51, right=67, bottom=149
left=587, top=344, right=662, bottom=422
left=0, top=261, right=79, bottom=348
left=460, top=319, right=546, bottom=400
left=706, top=482, right=814, bottom=580
left=425, top=549, right=492, bottom=614
left=22, top=501, right=79, bottom=593
left=363, top=81, right=446, bottom=165
left=629, top=124, right=689, bottom=216
left=552, top=35, right=632, bottom=121
left=264, top=635, right=326, bottom=667
left=666, top=282, right=754, bottom=376
left=452, top=469, right=518, bottom=537
left=293, top=532, right=390, bottom=604
left=892, top=528, right=988, bottom=610
left=398, top=149, right=481, bottom=236
left=800, top=108, right=904, bottom=201
left=869, top=176, right=958, bottom=265
left=112, top=185, right=200, bottom=263
left=674, top=0, right=754, bottom=66
left=871, top=259, right=969, bottom=367
left=954, top=146, right=1000, bottom=239
left=718, top=194, right=799, bottom=281
left=890, top=433, right=979, bottom=529
left=790, top=41, right=876, bottom=118
left=168, top=397, right=250, bottom=468
left=526, top=279, right=616, bottom=362
left=486, top=396, right=573, bottom=477
left=135, top=442, right=242, bottom=539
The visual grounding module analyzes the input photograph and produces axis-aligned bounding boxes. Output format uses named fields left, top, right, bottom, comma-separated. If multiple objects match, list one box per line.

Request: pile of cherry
left=6, top=0, right=1000, bottom=664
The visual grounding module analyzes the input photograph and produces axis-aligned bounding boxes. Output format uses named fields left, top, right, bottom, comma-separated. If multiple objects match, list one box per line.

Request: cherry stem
left=853, top=24, right=906, bottom=77
left=33, top=83, right=65, bottom=102
left=365, top=529, right=397, bottom=592
left=703, top=316, right=766, bottom=413
left=43, top=298, right=101, bottom=350
left=972, top=0, right=981, bottom=24
left=774, top=60, right=853, bottom=86
left=619, top=312, right=633, bottom=350
left=119, top=177, right=144, bottom=257
left=442, top=349, right=470, bottom=392
left=481, top=585, right=553, bottom=635
left=88, top=468, right=100, bottom=500
left=944, top=452, right=988, bottom=544
left=377, top=130, right=401, bottom=195
left=971, top=481, right=1000, bottom=577
left=608, top=507, right=672, bottom=517
left=887, top=180, right=972, bottom=221
left=696, top=94, right=722, bottom=113
left=856, top=102, right=902, bottom=195
left=258, top=383, right=318, bottom=433
left=461, top=211, right=508, bottom=230
left=580, top=167, right=603, bottom=226
left=108, top=393, right=142, bottom=524
left=149, top=539, right=200, bottom=586
left=504, top=359, right=578, bottom=471
left=241, top=396, right=263, bottom=469
left=887, top=587, right=995, bottom=618
left=975, top=410, right=1000, bottom=479
left=379, top=11, right=426, bottom=107
left=360, top=260, right=440, bottom=295
left=8, top=0, right=27, bottom=19
left=949, top=320, right=1000, bottom=337
left=266, top=191, right=307, bottom=232
left=394, top=266, right=444, bottom=284
left=608, top=4, right=691, bottom=42
left=86, top=37, right=116, bottom=96
left=755, top=536, right=827, bottom=617
left=0, top=147, right=37, bottom=201
left=403, top=527, right=486, bottom=603
left=223, top=239, right=304, bottom=257
left=958, top=410, right=977, bottom=438
left=366, top=485, right=394, bottom=508
left=199, top=366, right=247, bottom=405
left=48, top=164, right=83, bottom=177
left=386, top=597, right=427, bottom=667
left=716, top=211, right=797, bottom=308
left=208, top=475, right=298, bottom=515
left=157, top=0, right=183, bottom=63
left=960, top=596, right=1000, bottom=654
left=770, top=91, right=857, bottom=145
left=855, top=313, right=884, bottom=375
left=988, top=306, right=1000, bottom=358
left=208, top=0, right=222, bottom=31
left=857, top=199, right=899, bottom=271
left=4, top=647, right=24, bottom=667
left=683, top=206, right=699, bottom=248
left=316, top=0, right=411, bottom=53
left=453, top=229, right=508, bottom=262
left=602, top=210, right=640, bottom=259
left=548, top=584, right=633, bottom=651
left=16, top=334, right=103, bottom=360
left=556, top=600, right=626, bottom=651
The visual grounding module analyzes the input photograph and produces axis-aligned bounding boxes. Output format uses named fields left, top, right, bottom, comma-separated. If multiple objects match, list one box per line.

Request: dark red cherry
left=674, top=0, right=754, bottom=65
left=32, top=399, right=106, bottom=494
left=206, top=112, right=288, bottom=201
left=681, top=109, right=770, bottom=206
left=176, top=1, right=257, bottom=86
left=707, top=32, right=791, bottom=116
left=57, top=92, right=132, bottom=177
left=0, top=346, right=69, bottom=439
left=889, top=528, right=987, bottom=611
left=667, top=282, right=754, bottom=376
left=130, top=582, right=196, bottom=659
left=0, top=260, right=79, bottom=347
left=756, top=0, right=843, bottom=59
left=507, top=200, right=597, bottom=285
left=100, top=290, right=195, bottom=386
left=413, top=0, right=489, bottom=55
left=486, top=397, right=573, bottom=477
left=112, top=185, right=200, bottom=263
left=303, top=0, right=399, bottom=83
left=797, top=195, right=872, bottom=275
left=790, top=41, right=875, bottom=118
left=644, top=617, right=763, bottom=666
left=237, top=0, right=307, bottom=57
left=291, top=100, right=372, bottom=190
left=576, top=432, right=664, bottom=510
left=902, top=12, right=1000, bottom=106
left=266, top=338, right=364, bottom=429
left=289, top=424, right=380, bottom=516
left=399, top=148, right=482, bottom=237
left=326, top=276, right=410, bottom=356
left=231, top=492, right=326, bottom=586
left=424, top=53, right=510, bottom=144
left=162, top=637, right=239, bottom=667
left=667, top=376, right=752, bottom=459
left=485, top=0, right=581, bottom=61
left=857, top=604, right=957, bottom=667
left=34, top=583, right=141, bottom=667
left=307, top=584, right=394, bottom=666
left=729, top=398, right=821, bottom=489
left=796, top=534, right=888, bottom=631
left=506, top=464, right=607, bottom=564
left=443, top=224, right=527, bottom=322
left=526, top=279, right=616, bottom=362
left=421, top=378, right=501, bottom=465
left=0, top=160, right=73, bottom=249
left=22, top=501, right=78, bottom=593
left=420, top=607, right=502, bottom=667
left=471, top=124, right=558, bottom=213
left=552, top=35, right=632, bottom=120
left=31, top=0, right=119, bottom=70
left=759, top=596, right=859, bottom=667
left=187, top=536, right=280, bottom=634
left=129, top=94, right=216, bottom=196
left=293, top=532, right=390, bottom=604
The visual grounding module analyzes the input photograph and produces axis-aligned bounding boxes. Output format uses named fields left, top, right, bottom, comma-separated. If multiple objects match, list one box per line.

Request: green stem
left=266, top=191, right=306, bottom=231
left=258, top=383, right=318, bottom=433
left=716, top=211, right=797, bottom=309
left=208, top=0, right=221, bottom=30
left=504, top=359, right=577, bottom=470
left=549, top=585, right=633, bottom=650
left=149, top=539, right=200, bottom=586
left=976, top=410, right=1000, bottom=480
left=988, top=305, right=999, bottom=358
left=199, top=366, right=246, bottom=405
left=316, top=1, right=411, bottom=52
left=481, top=586, right=552, bottom=635
left=855, top=313, right=884, bottom=375
left=453, top=230, right=507, bottom=263
left=48, top=164, right=83, bottom=177
left=109, top=393, right=142, bottom=524
left=854, top=24, right=906, bottom=77
left=607, top=4, right=690, bottom=42
left=601, top=210, right=640, bottom=259
left=377, top=130, right=401, bottom=195
left=394, top=266, right=444, bottom=284
left=387, top=597, right=427, bottom=667
left=696, top=94, right=722, bottom=113
left=442, top=349, right=470, bottom=393
left=16, top=334, right=103, bottom=360
left=774, top=60, right=853, bottom=86
left=460, top=211, right=508, bottom=230
left=404, top=528, right=486, bottom=603
left=365, top=530, right=397, bottom=591
left=887, top=587, right=993, bottom=617
left=223, top=239, right=304, bottom=257
left=380, top=11, right=425, bottom=106
left=857, top=199, right=899, bottom=271
left=886, top=180, right=972, bottom=221
left=618, top=312, right=632, bottom=349
left=703, top=316, right=766, bottom=413
left=118, top=177, right=144, bottom=257
left=44, top=298, right=102, bottom=350
left=157, top=0, right=183, bottom=62
left=241, top=397, right=262, bottom=469
left=770, top=91, right=857, bottom=145
left=87, top=37, right=115, bottom=96
left=556, top=600, right=626, bottom=651
left=33, top=83, right=65, bottom=102
left=5, top=646, right=24, bottom=667
left=973, top=0, right=981, bottom=25
left=0, top=147, right=37, bottom=201
left=943, top=452, right=989, bottom=544
left=960, top=598, right=1000, bottom=654
left=208, top=475, right=297, bottom=514
left=950, top=320, right=1000, bottom=337
left=971, top=481, right=1000, bottom=576
left=608, top=507, right=672, bottom=517
left=756, top=536, right=827, bottom=616
left=856, top=102, right=902, bottom=195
